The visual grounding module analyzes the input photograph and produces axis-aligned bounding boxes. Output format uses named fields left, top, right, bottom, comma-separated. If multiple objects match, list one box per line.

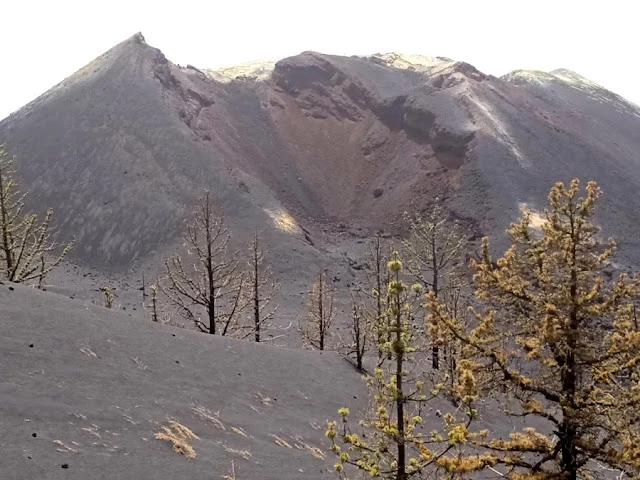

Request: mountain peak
left=129, top=31, right=147, bottom=45
left=502, top=68, right=640, bottom=115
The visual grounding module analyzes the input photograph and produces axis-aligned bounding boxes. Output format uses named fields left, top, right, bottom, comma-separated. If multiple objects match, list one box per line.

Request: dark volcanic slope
left=2, top=33, right=640, bottom=274
left=0, top=284, right=366, bottom=480
left=0, top=282, right=543, bottom=480
left=0, top=33, right=294, bottom=268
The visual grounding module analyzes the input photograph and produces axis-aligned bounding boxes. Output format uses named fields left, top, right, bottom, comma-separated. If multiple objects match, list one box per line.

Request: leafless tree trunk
left=363, top=233, right=391, bottom=359
left=243, top=231, right=279, bottom=342
left=161, top=191, right=246, bottom=335
left=141, top=272, right=147, bottom=302
left=340, top=292, right=369, bottom=371
left=150, top=284, right=159, bottom=322
left=440, top=279, right=467, bottom=394
left=300, top=270, right=336, bottom=350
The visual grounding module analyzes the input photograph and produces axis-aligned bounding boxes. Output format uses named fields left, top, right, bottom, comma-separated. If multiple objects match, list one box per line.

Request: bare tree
left=403, top=201, right=465, bottom=369
left=0, top=145, right=71, bottom=284
left=339, top=291, right=369, bottom=371
left=362, top=233, right=391, bottom=359
left=161, top=191, right=245, bottom=335
left=439, top=278, right=468, bottom=395
left=300, top=270, right=336, bottom=350
left=245, top=231, right=279, bottom=342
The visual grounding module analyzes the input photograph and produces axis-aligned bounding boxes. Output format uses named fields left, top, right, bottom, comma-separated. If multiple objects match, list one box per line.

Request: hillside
left=2, top=32, right=640, bottom=325
left=0, top=284, right=368, bottom=479
left=2, top=33, right=639, bottom=479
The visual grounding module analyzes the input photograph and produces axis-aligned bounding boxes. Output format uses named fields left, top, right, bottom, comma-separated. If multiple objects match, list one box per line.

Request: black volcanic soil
left=0, top=284, right=365, bottom=480
left=0, top=283, right=543, bottom=480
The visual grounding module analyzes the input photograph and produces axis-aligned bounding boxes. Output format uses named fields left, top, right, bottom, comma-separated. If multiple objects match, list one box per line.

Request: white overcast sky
left=1, top=0, right=638, bottom=120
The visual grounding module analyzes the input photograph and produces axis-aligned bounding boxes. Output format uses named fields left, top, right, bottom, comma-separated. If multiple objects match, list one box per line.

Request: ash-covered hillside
left=1, top=32, right=640, bottom=302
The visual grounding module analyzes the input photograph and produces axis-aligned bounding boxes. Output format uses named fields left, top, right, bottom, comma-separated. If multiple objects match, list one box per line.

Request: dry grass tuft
left=230, top=426, right=247, bottom=437
left=271, top=434, right=292, bottom=448
left=80, top=345, right=97, bottom=358
left=224, top=445, right=252, bottom=460
left=53, top=439, right=78, bottom=453
left=292, top=435, right=326, bottom=459
left=131, top=356, right=148, bottom=370
left=192, top=405, right=225, bottom=430
left=155, top=421, right=199, bottom=458
left=256, top=392, right=272, bottom=406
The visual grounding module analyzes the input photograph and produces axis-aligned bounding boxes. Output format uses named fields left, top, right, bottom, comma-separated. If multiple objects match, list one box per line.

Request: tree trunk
left=559, top=398, right=578, bottom=480
left=559, top=349, right=578, bottom=480
left=395, top=309, right=407, bottom=480
left=559, top=213, right=579, bottom=480
left=354, top=303, right=363, bottom=371
left=319, top=273, right=324, bottom=350
left=431, top=241, right=439, bottom=370
left=205, top=194, right=216, bottom=335
left=373, top=236, right=386, bottom=359
left=254, top=244, right=260, bottom=342
left=208, top=292, right=216, bottom=334
left=0, top=171, right=13, bottom=277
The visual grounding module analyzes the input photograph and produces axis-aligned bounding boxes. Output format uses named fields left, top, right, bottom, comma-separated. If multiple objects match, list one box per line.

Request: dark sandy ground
left=0, top=284, right=370, bottom=479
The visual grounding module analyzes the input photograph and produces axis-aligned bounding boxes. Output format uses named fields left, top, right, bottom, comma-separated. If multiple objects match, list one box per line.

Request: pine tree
left=338, top=292, right=369, bottom=371
left=363, top=233, right=392, bottom=359
left=439, top=278, right=468, bottom=397
left=300, top=270, right=336, bottom=350
left=245, top=230, right=278, bottom=342
left=428, top=180, right=640, bottom=479
left=0, top=145, right=71, bottom=283
left=403, top=201, right=465, bottom=370
left=328, top=251, right=478, bottom=480
left=161, top=191, right=246, bottom=335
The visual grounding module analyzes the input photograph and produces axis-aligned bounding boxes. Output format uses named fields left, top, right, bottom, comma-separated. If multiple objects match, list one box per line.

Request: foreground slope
left=0, top=284, right=367, bottom=479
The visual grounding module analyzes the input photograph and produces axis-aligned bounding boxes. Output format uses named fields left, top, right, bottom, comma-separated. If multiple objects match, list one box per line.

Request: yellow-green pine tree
left=0, top=145, right=71, bottom=283
left=428, top=179, right=640, bottom=480
left=328, top=251, right=479, bottom=480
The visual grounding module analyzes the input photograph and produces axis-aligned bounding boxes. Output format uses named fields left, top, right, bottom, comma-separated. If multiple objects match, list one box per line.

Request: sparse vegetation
left=363, top=233, right=392, bottom=359
left=101, top=286, right=114, bottom=309
left=0, top=145, right=71, bottom=284
left=149, top=284, right=159, bottom=322
left=222, top=460, right=237, bottom=480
